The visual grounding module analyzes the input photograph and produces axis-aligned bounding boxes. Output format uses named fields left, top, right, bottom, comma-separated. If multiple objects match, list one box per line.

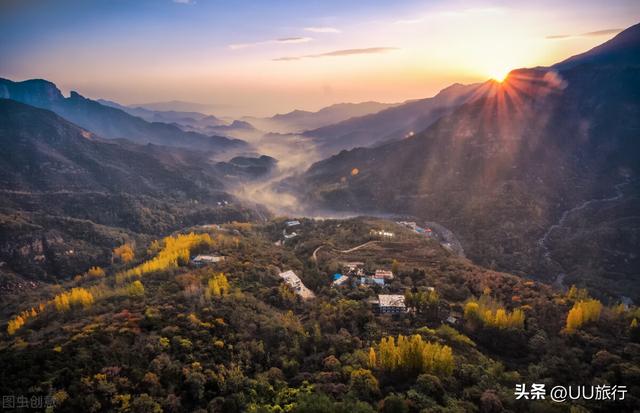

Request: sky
left=1, top=0, right=639, bottom=117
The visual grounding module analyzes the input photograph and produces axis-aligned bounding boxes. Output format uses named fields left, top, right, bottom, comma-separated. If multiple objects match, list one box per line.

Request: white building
left=285, top=220, right=301, bottom=227
left=332, top=275, right=350, bottom=287
left=192, top=255, right=224, bottom=266
left=374, top=269, right=394, bottom=280
left=279, top=270, right=315, bottom=299
left=377, top=294, right=407, bottom=314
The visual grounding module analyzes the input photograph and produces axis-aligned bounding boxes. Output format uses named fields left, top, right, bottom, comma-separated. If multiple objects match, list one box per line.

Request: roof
left=193, top=255, right=223, bottom=262
left=285, top=220, right=301, bottom=226
left=378, top=294, right=406, bottom=308
left=333, top=273, right=343, bottom=280
left=332, top=275, right=350, bottom=286
left=279, top=270, right=299, bottom=281
left=374, top=269, right=394, bottom=279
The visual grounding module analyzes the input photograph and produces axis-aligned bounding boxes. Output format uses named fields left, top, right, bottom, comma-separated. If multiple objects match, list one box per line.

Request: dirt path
left=537, top=180, right=629, bottom=263
left=311, top=240, right=380, bottom=262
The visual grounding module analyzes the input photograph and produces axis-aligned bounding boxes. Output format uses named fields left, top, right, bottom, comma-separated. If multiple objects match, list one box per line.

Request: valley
left=0, top=10, right=639, bottom=412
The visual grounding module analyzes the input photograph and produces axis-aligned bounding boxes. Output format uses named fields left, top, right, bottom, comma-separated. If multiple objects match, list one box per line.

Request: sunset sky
left=1, top=0, right=638, bottom=116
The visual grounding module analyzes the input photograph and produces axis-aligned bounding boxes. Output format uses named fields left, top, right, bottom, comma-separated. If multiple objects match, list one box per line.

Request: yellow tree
left=113, top=244, right=135, bottom=263
left=208, top=273, right=230, bottom=297
left=86, top=266, right=105, bottom=278
left=368, top=347, right=377, bottom=369
left=127, top=280, right=145, bottom=297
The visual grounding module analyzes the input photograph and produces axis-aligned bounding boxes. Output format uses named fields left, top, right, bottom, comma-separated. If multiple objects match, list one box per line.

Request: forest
left=1, top=217, right=639, bottom=412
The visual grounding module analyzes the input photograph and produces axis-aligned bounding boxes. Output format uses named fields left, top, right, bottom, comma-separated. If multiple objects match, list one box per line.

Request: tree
left=370, top=334, right=454, bottom=377
left=349, top=368, right=380, bottom=401
left=86, top=266, right=106, bottom=278
left=208, top=273, right=230, bottom=297
left=381, top=394, right=408, bottom=413
left=368, top=347, right=377, bottom=369
left=127, top=280, right=145, bottom=297
left=464, top=298, right=524, bottom=329
left=119, top=232, right=213, bottom=280
left=113, top=244, right=135, bottom=263
left=565, top=299, right=603, bottom=333
left=130, top=393, right=162, bottom=413
left=53, top=288, right=94, bottom=312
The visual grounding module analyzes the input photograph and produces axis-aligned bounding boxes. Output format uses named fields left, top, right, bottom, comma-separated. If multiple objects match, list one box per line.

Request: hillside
left=1, top=217, right=638, bottom=412
left=302, top=81, right=495, bottom=156
left=242, top=101, right=395, bottom=134
left=294, top=24, right=640, bottom=301
left=0, top=78, right=247, bottom=154
left=0, top=100, right=260, bottom=283
left=96, top=99, right=226, bottom=132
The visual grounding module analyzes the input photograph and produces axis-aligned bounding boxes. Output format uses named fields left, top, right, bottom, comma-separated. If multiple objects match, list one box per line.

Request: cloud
left=546, top=28, right=621, bottom=40
left=394, top=17, right=425, bottom=25
left=173, top=0, right=195, bottom=4
left=581, top=28, right=622, bottom=36
left=276, top=37, right=313, bottom=44
left=304, top=27, right=341, bottom=33
left=394, top=7, right=505, bottom=24
left=273, top=47, right=399, bottom=61
left=229, top=37, right=312, bottom=50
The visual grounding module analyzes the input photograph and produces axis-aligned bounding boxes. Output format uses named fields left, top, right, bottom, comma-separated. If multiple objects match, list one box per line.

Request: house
left=285, top=220, right=301, bottom=227
left=445, top=315, right=459, bottom=325
left=279, top=270, right=315, bottom=299
left=377, top=294, right=407, bottom=314
left=332, top=275, right=350, bottom=287
left=370, top=229, right=394, bottom=238
left=374, top=269, right=394, bottom=280
left=192, top=255, right=224, bottom=266
left=359, top=276, right=384, bottom=286
left=397, top=221, right=418, bottom=230
left=343, top=262, right=365, bottom=275
left=284, top=232, right=298, bottom=239
left=343, top=261, right=364, bottom=271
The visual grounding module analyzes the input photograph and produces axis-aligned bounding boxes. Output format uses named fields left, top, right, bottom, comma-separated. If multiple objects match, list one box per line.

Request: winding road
left=312, top=240, right=380, bottom=262
left=537, top=180, right=629, bottom=262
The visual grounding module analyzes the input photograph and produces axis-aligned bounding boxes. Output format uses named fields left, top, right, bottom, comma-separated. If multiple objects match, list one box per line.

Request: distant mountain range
left=0, top=79, right=247, bottom=154
left=97, top=98, right=225, bottom=129
left=0, top=99, right=262, bottom=282
left=242, top=101, right=396, bottom=134
left=129, top=100, right=228, bottom=113
left=303, top=81, right=497, bottom=156
left=295, top=22, right=640, bottom=301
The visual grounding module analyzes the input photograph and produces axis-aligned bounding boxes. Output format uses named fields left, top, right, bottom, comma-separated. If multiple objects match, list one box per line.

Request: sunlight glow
left=489, top=67, right=512, bottom=82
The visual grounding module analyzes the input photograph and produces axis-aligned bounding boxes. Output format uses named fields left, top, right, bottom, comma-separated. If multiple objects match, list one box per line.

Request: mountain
left=97, top=98, right=225, bottom=131
left=0, top=79, right=247, bottom=154
left=0, top=99, right=260, bottom=282
left=129, top=99, right=226, bottom=113
left=2, top=216, right=639, bottom=412
left=242, top=101, right=395, bottom=134
left=302, top=82, right=495, bottom=156
left=294, top=23, right=640, bottom=301
left=554, top=22, right=640, bottom=69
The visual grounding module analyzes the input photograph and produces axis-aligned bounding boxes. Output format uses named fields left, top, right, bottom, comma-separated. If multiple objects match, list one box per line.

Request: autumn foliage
left=126, top=280, right=145, bottom=297
left=119, top=233, right=213, bottom=280
left=85, top=266, right=106, bottom=278
left=7, top=304, right=44, bottom=335
left=464, top=296, right=525, bottom=329
left=565, top=299, right=603, bottom=333
left=369, top=334, right=454, bottom=376
left=207, top=272, right=230, bottom=297
left=113, top=244, right=135, bottom=263
left=53, top=288, right=95, bottom=312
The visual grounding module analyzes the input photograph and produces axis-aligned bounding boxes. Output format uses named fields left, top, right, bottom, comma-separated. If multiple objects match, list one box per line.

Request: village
left=186, top=218, right=462, bottom=325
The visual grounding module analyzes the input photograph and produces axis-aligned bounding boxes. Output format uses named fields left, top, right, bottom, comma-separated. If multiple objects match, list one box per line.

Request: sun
left=489, top=67, right=512, bottom=83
